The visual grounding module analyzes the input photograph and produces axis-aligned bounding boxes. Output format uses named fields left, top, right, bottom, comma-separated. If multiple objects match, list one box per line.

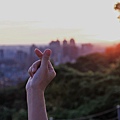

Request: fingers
left=28, top=48, right=52, bottom=77
left=41, top=49, right=51, bottom=69
left=34, top=48, right=43, bottom=60
left=28, top=60, right=41, bottom=77
left=48, top=60, right=54, bottom=71
left=48, top=60, right=56, bottom=78
left=34, top=48, right=51, bottom=67
left=28, top=66, right=33, bottom=77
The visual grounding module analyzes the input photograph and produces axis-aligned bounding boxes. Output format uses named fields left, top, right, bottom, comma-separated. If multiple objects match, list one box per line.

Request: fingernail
left=45, top=50, right=51, bottom=56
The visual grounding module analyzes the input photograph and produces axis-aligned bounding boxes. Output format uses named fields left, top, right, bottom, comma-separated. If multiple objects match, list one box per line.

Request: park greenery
left=0, top=43, right=120, bottom=120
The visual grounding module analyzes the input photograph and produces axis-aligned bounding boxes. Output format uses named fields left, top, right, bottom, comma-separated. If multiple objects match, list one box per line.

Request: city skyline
left=0, top=39, right=105, bottom=68
left=0, top=0, right=120, bottom=45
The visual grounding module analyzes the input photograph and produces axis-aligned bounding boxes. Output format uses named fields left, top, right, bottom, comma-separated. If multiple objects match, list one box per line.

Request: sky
left=0, top=0, right=120, bottom=45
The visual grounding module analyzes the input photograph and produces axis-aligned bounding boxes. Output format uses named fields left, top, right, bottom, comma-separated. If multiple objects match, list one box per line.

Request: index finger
left=34, top=48, right=43, bottom=59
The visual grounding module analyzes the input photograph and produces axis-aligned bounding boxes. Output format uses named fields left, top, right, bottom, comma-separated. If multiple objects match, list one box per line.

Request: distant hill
left=66, top=43, right=120, bottom=73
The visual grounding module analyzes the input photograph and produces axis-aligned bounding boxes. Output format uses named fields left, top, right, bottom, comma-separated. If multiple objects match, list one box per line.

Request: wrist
left=26, top=87, right=45, bottom=107
left=26, top=87, right=44, bottom=94
left=26, top=81, right=45, bottom=93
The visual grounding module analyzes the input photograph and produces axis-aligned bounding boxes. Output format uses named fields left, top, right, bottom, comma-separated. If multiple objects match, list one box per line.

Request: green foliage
left=110, top=59, right=120, bottom=76
left=12, top=109, right=27, bottom=120
left=0, top=83, right=27, bottom=120
left=45, top=48, right=120, bottom=119
left=45, top=64, right=120, bottom=119
left=0, top=45, right=120, bottom=119
left=66, top=52, right=109, bottom=73
left=0, top=107, right=13, bottom=120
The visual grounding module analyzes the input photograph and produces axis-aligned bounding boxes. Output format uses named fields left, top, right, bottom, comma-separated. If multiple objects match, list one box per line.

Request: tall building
left=69, top=38, right=78, bottom=61
left=70, top=38, right=75, bottom=46
left=49, top=40, right=62, bottom=65
left=80, top=43, right=93, bottom=56
left=62, top=39, right=69, bottom=57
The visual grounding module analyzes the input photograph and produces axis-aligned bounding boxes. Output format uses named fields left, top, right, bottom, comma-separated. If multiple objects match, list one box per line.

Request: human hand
left=26, top=48, right=56, bottom=92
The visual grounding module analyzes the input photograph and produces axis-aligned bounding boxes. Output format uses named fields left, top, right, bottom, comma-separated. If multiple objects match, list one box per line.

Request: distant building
left=16, top=50, right=28, bottom=61
left=4, top=49, right=16, bottom=59
left=62, top=39, right=69, bottom=58
left=70, top=38, right=75, bottom=46
left=69, top=38, right=78, bottom=61
left=15, top=50, right=28, bottom=68
left=29, top=44, right=38, bottom=65
left=80, top=43, right=93, bottom=56
left=49, top=40, right=62, bottom=65
left=0, top=49, right=4, bottom=60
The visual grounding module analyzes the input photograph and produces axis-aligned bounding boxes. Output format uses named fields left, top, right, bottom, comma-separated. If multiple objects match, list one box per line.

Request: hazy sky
left=0, top=0, right=120, bottom=45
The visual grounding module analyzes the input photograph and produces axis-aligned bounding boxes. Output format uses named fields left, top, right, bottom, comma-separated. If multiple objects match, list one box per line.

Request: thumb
left=41, top=49, right=51, bottom=68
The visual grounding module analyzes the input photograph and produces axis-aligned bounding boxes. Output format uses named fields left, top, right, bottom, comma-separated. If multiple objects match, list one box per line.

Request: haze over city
left=0, top=0, right=120, bottom=46
left=1, top=1, right=120, bottom=119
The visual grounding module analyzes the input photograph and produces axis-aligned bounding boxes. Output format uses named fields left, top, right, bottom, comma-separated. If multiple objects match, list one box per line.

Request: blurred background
left=0, top=0, right=120, bottom=120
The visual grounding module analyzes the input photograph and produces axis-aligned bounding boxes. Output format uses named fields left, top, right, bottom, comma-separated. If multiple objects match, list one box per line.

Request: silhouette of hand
left=26, top=48, right=56, bottom=91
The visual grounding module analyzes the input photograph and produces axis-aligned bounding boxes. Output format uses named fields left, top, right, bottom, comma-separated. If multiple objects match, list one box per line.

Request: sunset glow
left=0, top=0, right=120, bottom=45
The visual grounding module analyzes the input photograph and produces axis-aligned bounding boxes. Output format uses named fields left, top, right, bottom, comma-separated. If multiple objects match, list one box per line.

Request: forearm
left=26, top=88, right=48, bottom=120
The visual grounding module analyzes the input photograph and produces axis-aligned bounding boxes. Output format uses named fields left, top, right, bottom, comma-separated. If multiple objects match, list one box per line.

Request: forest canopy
left=0, top=43, right=120, bottom=120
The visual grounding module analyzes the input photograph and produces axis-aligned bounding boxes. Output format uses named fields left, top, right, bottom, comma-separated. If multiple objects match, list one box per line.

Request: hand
left=26, top=48, right=56, bottom=92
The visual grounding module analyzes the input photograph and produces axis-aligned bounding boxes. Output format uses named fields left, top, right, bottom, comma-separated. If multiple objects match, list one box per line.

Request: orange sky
left=0, top=0, right=120, bottom=45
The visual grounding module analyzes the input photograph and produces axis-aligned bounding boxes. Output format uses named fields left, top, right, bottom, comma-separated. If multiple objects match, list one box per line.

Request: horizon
left=0, top=39, right=119, bottom=48
left=0, top=0, right=120, bottom=45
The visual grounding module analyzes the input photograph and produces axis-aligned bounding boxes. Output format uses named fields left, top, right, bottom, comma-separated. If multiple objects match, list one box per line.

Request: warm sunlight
left=0, top=0, right=120, bottom=45
left=1, top=2, right=120, bottom=120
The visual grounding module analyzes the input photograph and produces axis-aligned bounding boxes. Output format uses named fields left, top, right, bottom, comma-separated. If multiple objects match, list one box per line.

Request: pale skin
left=26, top=48, right=56, bottom=120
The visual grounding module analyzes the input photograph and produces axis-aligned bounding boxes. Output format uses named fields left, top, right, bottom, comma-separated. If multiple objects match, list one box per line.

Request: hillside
left=0, top=43, right=120, bottom=120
